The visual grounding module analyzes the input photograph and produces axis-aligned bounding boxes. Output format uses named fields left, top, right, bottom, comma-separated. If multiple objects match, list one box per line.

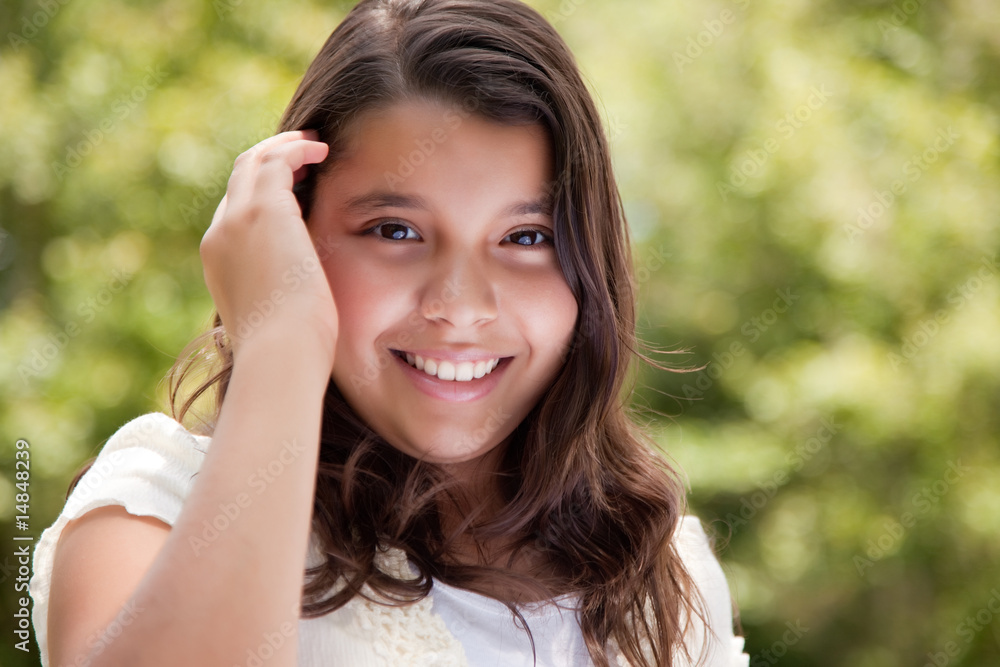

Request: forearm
left=91, top=333, right=331, bottom=667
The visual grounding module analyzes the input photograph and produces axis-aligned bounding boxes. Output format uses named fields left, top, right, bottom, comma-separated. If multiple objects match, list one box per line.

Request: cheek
left=321, top=255, right=402, bottom=351
left=322, top=260, right=357, bottom=334
left=512, top=273, right=579, bottom=356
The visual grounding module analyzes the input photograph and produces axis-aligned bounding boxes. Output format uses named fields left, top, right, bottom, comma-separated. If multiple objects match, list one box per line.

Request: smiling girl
left=31, top=1, right=749, bottom=665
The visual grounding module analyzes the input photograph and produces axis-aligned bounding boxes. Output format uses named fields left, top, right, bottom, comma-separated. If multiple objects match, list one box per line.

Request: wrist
left=231, top=324, right=336, bottom=379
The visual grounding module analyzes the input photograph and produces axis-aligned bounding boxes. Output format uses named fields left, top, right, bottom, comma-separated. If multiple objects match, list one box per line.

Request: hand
left=200, top=130, right=337, bottom=369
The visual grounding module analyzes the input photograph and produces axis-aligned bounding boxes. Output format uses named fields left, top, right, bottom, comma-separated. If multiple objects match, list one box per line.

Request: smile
left=391, top=350, right=505, bottom=382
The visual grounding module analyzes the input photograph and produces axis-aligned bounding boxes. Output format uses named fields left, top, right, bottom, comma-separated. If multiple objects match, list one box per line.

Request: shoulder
left=672, top=516, right=732, bottom=628
left=43, top=410, right=212, bottom=534
left=93, top=411, right=210, bottom=461
left=30, top=412, right=212, bottom=666
left=673, top=515, right=721, bottom=574
left=62, top=412, right=211, bottom=519
left=671, top=515, right=750, bottom=667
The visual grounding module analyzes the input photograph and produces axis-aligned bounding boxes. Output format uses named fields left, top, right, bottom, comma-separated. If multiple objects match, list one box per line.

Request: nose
left=419, top=252, right=498, bottom=328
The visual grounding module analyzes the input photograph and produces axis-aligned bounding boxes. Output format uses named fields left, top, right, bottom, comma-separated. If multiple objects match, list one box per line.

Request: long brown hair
left=73, top=1, right=710, bottom=664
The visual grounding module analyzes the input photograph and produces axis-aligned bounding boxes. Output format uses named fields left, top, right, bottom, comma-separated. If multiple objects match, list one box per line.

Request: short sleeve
left=29, top=412, right=211, bottom=667
left=674, top=516, right=749, bottom=667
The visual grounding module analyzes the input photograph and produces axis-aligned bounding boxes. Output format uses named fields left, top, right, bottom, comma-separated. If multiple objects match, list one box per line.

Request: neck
left=435, top=443, right=512, bottom=562
left=433, top=453, right=569, bottom=603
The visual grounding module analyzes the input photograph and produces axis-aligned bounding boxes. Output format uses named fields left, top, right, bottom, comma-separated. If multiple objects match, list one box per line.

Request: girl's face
left=308, top=98, right=578, bottom=469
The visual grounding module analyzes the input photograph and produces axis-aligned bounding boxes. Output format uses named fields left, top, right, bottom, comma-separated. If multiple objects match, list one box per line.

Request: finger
left=224, top=130, right=322, bottom=207
left=217, top=138, right=328, bottom=228
left=210, top=194, right=228, bottom=229
left=292, top=164, right=311, bottom=185
left=291, top=132, right=326, bottom=184
left=253, top=139, right=330, bottom=197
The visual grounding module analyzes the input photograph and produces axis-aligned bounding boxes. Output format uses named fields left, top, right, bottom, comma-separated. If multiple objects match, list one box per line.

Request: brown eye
left=368, top=220, right=419, bottom=241
left=506, top=229, right=551, bottom=247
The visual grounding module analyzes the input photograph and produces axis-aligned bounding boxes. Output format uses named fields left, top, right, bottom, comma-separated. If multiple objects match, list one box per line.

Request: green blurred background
left=2, top=0, right=999, bottom=665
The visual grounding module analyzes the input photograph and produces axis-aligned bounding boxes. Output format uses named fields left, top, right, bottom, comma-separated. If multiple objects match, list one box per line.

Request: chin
left=388, top=434, right=504, bottom=468
left=411, top=445, right=494, bottom=466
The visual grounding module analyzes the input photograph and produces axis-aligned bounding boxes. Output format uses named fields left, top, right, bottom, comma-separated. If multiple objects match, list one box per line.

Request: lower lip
left=393, top=353, right=510, bottom=402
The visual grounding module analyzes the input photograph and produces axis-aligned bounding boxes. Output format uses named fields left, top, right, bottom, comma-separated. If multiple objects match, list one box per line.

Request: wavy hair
left=73, top=1, right=709, bottom=664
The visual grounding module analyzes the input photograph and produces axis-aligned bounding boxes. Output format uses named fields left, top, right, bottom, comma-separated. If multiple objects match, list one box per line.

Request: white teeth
left=437, top=361, right=456, bottom=381
left=455, top=362, right=474, bottom=382
left=402, top=352, right=502, bottom=382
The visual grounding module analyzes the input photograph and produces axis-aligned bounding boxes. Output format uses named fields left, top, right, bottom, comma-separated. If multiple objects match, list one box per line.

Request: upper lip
left=391, top=348, right=511, bottom=363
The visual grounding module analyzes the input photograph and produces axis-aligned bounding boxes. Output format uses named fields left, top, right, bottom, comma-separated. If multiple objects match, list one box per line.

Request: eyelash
left=363, top=219, right=554, bottom=248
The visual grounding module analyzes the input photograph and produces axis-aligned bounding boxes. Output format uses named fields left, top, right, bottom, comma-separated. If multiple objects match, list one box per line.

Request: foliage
left=1, top=0, right=998, bottom=665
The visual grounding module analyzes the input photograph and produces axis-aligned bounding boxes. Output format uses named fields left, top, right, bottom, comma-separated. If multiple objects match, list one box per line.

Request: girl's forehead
left=333, top=97, right=552, bottom=166
left=319, top=100, right=555, bottom=209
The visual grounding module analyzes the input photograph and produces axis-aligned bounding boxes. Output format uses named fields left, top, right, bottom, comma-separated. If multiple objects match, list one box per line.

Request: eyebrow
left=343, top=191, right=553, bottom=218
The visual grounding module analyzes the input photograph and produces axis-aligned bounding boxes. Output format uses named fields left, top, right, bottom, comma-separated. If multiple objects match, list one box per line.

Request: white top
left=30, top=412, right=749, bottom=667
left=430, top=579, right=591, bottom=666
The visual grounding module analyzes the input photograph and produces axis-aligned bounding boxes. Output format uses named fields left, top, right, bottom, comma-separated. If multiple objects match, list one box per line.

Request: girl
left=30, top=1, right=749, bottom=665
